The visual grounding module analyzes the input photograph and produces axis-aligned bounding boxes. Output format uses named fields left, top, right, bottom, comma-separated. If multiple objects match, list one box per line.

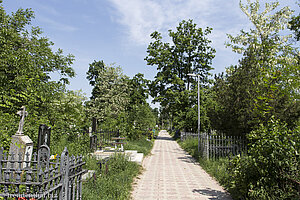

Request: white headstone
left=9, top=106, right=33, bottom=168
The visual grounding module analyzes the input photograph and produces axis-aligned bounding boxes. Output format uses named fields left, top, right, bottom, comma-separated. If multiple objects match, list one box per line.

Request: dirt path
left=131, top=130, right=232, bottom=200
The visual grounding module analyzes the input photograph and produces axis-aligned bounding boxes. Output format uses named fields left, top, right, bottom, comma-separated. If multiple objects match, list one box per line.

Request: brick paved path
left=132, top=130, right=232, bottom=200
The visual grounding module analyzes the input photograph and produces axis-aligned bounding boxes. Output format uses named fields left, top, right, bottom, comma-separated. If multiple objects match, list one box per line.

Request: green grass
left=124, top=137, right=154, bottom=156
left=49, top=135, right=154, bottom=199
left=82, top=136, right=154, bottom=199
left=82, top=153, right=141, bottom=200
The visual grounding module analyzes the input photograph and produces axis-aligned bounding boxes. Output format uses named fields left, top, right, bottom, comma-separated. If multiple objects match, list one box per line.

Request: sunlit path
left=132, top=130, right=232, bottom=200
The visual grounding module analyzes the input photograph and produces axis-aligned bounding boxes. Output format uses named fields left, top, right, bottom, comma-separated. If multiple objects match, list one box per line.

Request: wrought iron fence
left=89, top=130, right=120, bottom=151
left=0, top=147, right=87, bottom=200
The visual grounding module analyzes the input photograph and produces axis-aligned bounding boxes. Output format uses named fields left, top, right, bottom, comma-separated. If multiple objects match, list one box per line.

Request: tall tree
left=145, top=19, right=215, bottom=130
left=0, top=1, right=84, bottom=149
left=212, top=0, right=300, bottom=135
left=127, top=73, right=149, bottom=106
left=289, top=1, right=300, bottom=41
left=0, top=1, right=75, bottom=114
left=86, top=60, right=130, bottom=128
left=126, top=73, right=157, bottom=138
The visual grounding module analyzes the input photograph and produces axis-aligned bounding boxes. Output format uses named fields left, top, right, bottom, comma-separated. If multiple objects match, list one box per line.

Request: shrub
left=227, top=118, right=300, bottom=199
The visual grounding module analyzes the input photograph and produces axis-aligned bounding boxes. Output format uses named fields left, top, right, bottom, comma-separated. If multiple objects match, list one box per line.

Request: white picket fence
left=180, top=132, right=247, bottom=159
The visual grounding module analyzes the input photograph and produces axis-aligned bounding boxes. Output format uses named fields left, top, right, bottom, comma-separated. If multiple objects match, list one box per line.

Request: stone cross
left=9, top=106, right=33, bottom=168
left=16, top=106, right=28, bottom=135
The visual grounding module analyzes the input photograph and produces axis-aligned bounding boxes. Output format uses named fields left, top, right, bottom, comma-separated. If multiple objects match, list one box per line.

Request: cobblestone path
left=132, top=130, right=232, bottom=200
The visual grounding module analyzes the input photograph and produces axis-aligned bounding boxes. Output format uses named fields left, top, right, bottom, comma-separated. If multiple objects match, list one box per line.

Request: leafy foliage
left=227, top=118, right=299, bottom=199
left=0, top=3, right=75, bottom=114
left=146, top=19, right=215, bottom=131
left=0, top=2, right=90, bottom=151
left=86, top=60, right=158, bottom=137
left=211, top=0, right=300, bottom=135
left=126, top=73, right=157, bottom=138
left=289, top=1, right=300, bottom=41
left=86, top=61, right=130, bottom=127
left=82, top=154, right=140, bottom=200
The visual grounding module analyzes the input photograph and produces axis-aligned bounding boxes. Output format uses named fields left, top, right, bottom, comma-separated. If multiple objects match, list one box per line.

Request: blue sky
left=3, top=0, right=299, bottom=103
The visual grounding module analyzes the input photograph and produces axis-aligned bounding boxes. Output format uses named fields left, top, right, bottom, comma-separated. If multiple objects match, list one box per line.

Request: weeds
left=82, top=154, right=140, bottom=200
left=81, top=137, right=153, bottom=199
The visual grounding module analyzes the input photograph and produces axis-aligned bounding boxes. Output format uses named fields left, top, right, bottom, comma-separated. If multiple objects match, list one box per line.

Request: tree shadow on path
left=177, top=155, right=198, bottom=164
left=192, top=188, right=232, bottom=200
left=156, top=136, right=174, bottom=141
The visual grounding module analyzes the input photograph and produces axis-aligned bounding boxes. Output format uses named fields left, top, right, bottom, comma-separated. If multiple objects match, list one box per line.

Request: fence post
left=206, top=133, right=209, bottom=160
left=60, top=147, right=69, bottom=200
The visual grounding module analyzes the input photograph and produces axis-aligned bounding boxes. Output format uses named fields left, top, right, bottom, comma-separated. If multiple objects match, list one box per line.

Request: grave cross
left=16, top=106, right=28, bottom=135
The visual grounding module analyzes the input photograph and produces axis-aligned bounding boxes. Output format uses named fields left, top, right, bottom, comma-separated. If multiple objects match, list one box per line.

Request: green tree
left=212, top=0, right=300, bottom=135
left=227, top=118, right=300, bottom=199
left=127, top=73, right=149, bottom=106
left=0, top=2, right=75, bottom=114
left=0, top=1, right=81, bottom=149
left=289, top=1, right=300, bottom=41
left=146, top=19, right=215, bottom=130
left=46, top=90, right=88, bottom=140
left=125, top=73, right=157, bottom=138
left=86, top=60, right=130, bottom=129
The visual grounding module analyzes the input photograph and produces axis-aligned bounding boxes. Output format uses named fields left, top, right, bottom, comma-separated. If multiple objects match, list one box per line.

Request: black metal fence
left=0, top=147, right=87, bottom=200
left=90, top=130, right=120, bottom=151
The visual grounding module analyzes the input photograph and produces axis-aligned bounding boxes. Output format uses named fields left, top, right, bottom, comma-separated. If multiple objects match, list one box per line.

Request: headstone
left=9, top=106, right=33, bottom=168
left=37, top=145, right=50, bottom=168
left=37, top=124, right=51, bottom=150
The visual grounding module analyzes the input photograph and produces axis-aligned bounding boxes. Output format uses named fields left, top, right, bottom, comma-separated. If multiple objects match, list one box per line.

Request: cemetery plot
left=0, top=106, right=87, bottom=200
left=0, top=147, right=87, bottom=200
left=89, top=130, right=123, bottom=151
left=111, top=137, right=126, bottom=151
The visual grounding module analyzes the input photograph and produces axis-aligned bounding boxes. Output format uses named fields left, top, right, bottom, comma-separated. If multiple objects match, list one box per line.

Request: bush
left=227, top=118, right=300, bottom=199
left=50, top=133, right=90, bottom=156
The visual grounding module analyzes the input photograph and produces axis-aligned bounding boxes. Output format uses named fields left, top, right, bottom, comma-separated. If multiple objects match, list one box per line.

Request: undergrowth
left=82, top=137, right=153, bottom=199
left=82, top=153, right=140, bottom=200
left=177, top=119, right=300, bottom=200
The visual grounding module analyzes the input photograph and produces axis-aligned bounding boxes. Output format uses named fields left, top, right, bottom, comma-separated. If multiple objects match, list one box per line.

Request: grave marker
left=37, top=124, right=51, bottom=150
left=16, top=106, right=28, bottom=135
left=9, top=106, right=33, bottom=168
left=38, top=144, right=50, bottom=168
